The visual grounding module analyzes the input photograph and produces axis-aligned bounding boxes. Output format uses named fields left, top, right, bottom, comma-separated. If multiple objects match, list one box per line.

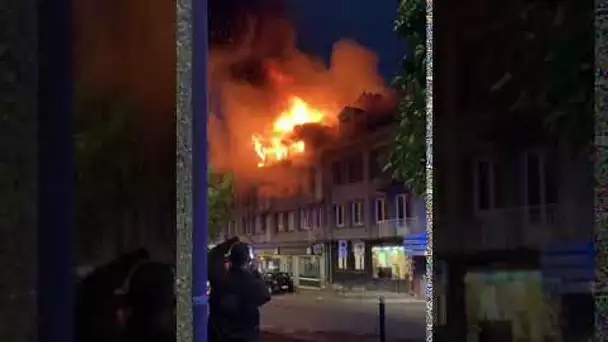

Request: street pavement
left=260, top=290, right=426, bottom=342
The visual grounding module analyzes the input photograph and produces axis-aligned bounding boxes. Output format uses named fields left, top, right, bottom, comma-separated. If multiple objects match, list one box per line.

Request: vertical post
left=378, top=296, right=386, bottom=342
left=192, top=0, right=209, bottom=340
left=37, top=0, right=74, bottom=340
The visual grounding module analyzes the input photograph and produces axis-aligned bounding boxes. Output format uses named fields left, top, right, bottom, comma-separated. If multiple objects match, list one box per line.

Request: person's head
left=228, top=243, right=251, bottom=269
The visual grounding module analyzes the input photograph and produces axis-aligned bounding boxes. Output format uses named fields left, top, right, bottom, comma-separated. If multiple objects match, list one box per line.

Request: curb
left=293, top=289, right=425, bottom=303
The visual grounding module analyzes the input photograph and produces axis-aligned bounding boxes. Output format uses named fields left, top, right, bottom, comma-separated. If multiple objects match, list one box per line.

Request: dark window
left=346, top=153, right=364, bottom=183
left=545, top=152, right=558, bottom=204
left=493, top=163, right=506, bottom=209
left=332, top=162, right=344, bottom=185
left=396, top=195, right=406, bottom=220
left=477, top=160, right=491, bottom=210
left=369, top=147, right=388, bottom=179
left=351, top=201, right=364, bottom=225
left=309, top=167, right=316, bottom=194
left=334, top=204, right=345, bottom=227
left=375, top=198, right=387, bottom=222
left=526, top=153, right=541, bottom=206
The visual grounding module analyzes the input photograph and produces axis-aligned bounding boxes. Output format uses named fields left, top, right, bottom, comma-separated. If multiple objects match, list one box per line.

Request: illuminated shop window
left=371, top=246, right=410, bottom=280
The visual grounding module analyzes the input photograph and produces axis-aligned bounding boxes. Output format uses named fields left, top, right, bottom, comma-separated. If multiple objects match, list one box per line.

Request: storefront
left=371, top=245, right=409, bottom=280
left=254, top=247, right=280, bottom=273
left=298, top=255, right=322, bottom=287
left=403, top=231, right=427, bottom=297
left=370, top=244, right=411, bottom=292
left=464, top=270, right=560, bottom=342
left=251, top=244, right=325, bottom=289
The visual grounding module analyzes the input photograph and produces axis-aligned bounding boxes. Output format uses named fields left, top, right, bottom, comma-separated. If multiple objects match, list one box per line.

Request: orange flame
left=252, top=96, right=329, bottom=167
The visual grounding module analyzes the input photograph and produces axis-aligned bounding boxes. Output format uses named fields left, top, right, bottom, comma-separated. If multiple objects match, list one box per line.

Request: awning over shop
left=403, top=231, right=427, bottom=256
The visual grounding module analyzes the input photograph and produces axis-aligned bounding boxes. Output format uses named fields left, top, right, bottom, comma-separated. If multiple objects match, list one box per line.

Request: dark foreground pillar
left=192, top=0, right=210, bottom=338
left=37, top=0, right=74, bottom=341
left=0, top=1, right=39, bottom=341
left=176, top=0, right=209, bottom=340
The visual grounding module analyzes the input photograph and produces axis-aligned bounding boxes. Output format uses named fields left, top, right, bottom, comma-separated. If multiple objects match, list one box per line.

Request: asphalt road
left=260, top=291, right=426, bottom=342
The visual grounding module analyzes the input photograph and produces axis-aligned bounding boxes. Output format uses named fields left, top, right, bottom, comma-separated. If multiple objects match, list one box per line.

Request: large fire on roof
left=207, top=11, right=394, bottom=191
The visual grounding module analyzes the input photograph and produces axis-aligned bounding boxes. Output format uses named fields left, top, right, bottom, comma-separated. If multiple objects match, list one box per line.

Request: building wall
left=225, top=119, right=428, bottom=291
left=0, top=1, right=38, bottom=341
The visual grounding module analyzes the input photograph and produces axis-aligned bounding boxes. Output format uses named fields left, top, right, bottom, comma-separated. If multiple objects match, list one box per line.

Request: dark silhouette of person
left=75, top=249, right=150, bottom=342
left=74, top=249, right=175, bottom=342
left=121, top=260, right=175, bottom=342
left=209, top=242, right=271, bottom=342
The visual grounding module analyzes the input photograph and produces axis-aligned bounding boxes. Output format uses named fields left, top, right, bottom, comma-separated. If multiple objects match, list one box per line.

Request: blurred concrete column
left=0, top=1, right=39, bottom=341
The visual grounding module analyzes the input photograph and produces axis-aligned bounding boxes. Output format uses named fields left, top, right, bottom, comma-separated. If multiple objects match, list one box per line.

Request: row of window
left=331, top=146, right=389, bottom=185
left=473, top=150, right=558, bottom=212
left=226, top=193, right=414, bottom=236
left=333, top=194, right=413, bottom=228
left=226, top=207, right=323, bottom=236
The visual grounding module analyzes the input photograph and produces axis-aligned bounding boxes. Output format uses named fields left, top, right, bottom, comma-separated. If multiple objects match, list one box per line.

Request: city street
left=260, top=291, right=426, bottom=342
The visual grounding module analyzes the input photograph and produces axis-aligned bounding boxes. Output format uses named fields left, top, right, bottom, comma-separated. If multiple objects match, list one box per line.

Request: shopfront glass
left=464, top=270, right=561, bottom=342
left=258, top=256, right=281, bottom=273
left=281, top=256, right=293, bottom=275
left=371, top=246, right=411, bottom=280
left=299, top=256, right=320, bottom=279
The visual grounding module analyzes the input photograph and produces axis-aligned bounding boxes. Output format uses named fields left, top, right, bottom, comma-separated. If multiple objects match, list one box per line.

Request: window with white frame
left=309, top=208, right=317, bottom=229
left=375, top=198, right=387, bottom=223
left=313, top=207, right=322, bottom=229
left=244, top=217, right=252, bottom=235
left=265, top=214, right=274, bottom=233
left=334, top=204, right=345, bottom=227
left=524, top=150, right=558, bottom=222
left=287, top=211, right=297, bottom=231
left=525, top=150, right=558, bottom=206
left=300, top=209, right=309, bottom=230
left=277, top=212, right=285, bottom=232
left=255, top=216, right=263, bottom=234
left=230, top=220, right=237, bottom=236
left=351, top=201, right=363, bottom=226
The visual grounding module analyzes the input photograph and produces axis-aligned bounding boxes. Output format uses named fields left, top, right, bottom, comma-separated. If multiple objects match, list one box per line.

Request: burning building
left=209, top=7, right=426, bottom=293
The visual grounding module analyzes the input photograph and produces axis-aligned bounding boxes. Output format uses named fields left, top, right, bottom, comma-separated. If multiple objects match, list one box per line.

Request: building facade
left=434, top=0, right=594, bottom=340
left=222, top=109, right=427, bottom=294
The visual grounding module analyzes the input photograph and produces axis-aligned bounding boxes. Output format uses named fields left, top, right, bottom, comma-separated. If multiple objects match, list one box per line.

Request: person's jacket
left=209, top=267, right=271, bottom=341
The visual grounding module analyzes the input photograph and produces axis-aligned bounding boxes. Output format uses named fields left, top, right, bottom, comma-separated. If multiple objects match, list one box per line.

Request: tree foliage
left=388, top=0, right=426, bottom=195
left=388, top=0, right=593, bottom=196
left=75, top=90, right=236, bottom=250
left=478, top=1, right=594, bottom=152
left=74, top=90, right=142, bottom=258
left=208, top=168, right=234, bottom=240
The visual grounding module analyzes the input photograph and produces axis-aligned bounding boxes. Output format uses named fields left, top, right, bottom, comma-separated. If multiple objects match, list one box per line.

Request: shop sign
left=338, top=240, right=348, bottom=258
left=279, top=247, right=308, bottom=256
left=353, top=241, right=365, bottom=256
left=312, top=243, right=324, bottom=255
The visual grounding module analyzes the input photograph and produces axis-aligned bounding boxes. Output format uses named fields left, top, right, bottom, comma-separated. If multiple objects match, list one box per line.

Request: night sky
left=287, top=0, right=404, bottom=81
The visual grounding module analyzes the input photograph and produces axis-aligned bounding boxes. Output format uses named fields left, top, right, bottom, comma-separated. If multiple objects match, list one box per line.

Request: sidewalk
left=294, top=287, right=425, bottom=303
left=262, top=331, right=423, bottom=342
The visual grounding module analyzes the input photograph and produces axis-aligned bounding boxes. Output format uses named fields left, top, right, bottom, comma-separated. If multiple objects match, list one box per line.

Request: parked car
left=263, top=272, right=294, bottom=294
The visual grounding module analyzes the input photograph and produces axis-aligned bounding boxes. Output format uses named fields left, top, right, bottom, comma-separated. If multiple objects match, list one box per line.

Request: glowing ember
left=252, top=96, right=329, bottom=167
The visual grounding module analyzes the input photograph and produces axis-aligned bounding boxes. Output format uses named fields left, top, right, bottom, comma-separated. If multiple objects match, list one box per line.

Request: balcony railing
left=375, top=218, right=423, bottom=238
left=475, top=204, right=559, bottom=251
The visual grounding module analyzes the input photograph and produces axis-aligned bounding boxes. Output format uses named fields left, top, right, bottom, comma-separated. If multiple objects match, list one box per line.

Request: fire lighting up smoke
left=251, top=96, right=330, bottom=167
left=208, top=12, right=393, bottom=182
